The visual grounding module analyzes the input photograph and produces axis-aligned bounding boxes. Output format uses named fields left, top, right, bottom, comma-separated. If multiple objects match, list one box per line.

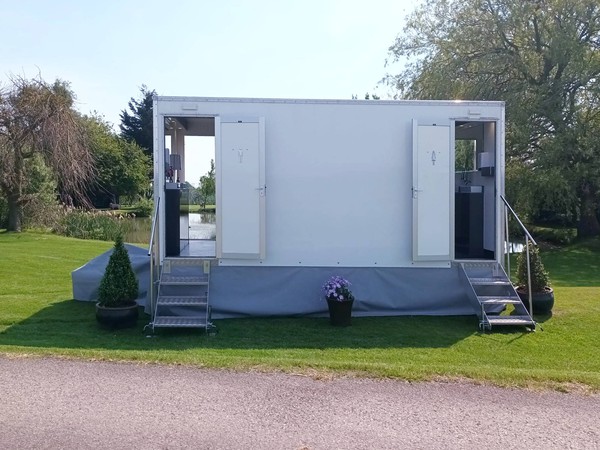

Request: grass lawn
left=1, top=231, right=599, bottom=391
left=181, top=204, right=216, bottom=213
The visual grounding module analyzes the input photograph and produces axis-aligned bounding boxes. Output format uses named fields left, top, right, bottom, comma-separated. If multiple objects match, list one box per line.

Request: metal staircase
left=459, top=261, right=535, bottom=331
left=148, top=257, right=215, bottom=332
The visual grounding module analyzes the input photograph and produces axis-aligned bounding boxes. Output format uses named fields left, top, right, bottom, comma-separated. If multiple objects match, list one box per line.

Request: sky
left=1, top=0, right=416, bottom=184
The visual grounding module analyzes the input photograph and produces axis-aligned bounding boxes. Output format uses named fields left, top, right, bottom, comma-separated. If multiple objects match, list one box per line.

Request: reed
left=55, top=209, right=139, bottom=242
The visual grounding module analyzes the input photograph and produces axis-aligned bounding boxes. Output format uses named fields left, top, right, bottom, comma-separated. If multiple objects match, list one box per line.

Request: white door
left=216, top=118, right=266, bottom=259
left=412, top=122, right=451, bottom=261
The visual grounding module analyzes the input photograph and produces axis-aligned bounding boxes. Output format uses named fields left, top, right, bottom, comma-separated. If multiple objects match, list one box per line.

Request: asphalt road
left=0, top=356, right=598, bottom=449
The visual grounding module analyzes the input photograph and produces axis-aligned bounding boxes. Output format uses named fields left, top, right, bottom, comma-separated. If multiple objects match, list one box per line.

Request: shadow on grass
left=534, top=312, right=553, bottom=323
left=0, top=299, right=485, bottom=352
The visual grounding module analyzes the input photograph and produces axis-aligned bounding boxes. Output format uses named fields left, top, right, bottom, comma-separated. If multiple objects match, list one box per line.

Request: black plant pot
left=96, top=303, right=139, bottom=329
left=516, top=287, right=554, bottom=315
left=327, top=298, right=354, bottom=327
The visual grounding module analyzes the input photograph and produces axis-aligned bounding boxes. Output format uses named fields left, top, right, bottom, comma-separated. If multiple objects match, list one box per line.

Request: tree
left=197, top=159, right=215, bottom=208
left=386, top=0, right=600, bottom=236
left=83, top=115, right=150, bottom=206
left=0, top=75, right=94, bottom=231
left=21, top=153, right=60, bottom=229
left=119, top=85, right=155, bottom=159
left=351, top=93, right=381, bottom=99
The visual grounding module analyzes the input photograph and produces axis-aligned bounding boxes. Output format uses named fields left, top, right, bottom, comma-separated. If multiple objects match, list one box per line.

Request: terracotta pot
left=95, top=302, right=139, bottom=329
left=326, top=298, right=354, bottom=326
left=516, top=287, right=554, bottom=315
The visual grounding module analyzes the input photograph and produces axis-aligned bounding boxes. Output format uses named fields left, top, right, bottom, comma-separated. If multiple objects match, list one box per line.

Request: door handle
left=256, top=185, right=267, bottom=197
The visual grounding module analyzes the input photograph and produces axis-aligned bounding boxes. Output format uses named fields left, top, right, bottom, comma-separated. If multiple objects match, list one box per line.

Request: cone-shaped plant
left=98, top=235, right=139, bottom=307
left=516, top=242, right=550, bottom=293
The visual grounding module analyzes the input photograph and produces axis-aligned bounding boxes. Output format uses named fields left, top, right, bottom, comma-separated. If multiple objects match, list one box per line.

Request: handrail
left=500, top=194, right=535, bottom=316
left=148, top=196, right=161, bottom=256
left=148, top=196, right=161, bottom=324
left=500, top=195, right=537, bottom=246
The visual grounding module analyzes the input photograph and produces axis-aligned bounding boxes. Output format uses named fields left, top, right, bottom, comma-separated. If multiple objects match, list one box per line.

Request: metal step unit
left=148, top=258, right=215, bottom=333
left=458, top=261, right=536, bottom=331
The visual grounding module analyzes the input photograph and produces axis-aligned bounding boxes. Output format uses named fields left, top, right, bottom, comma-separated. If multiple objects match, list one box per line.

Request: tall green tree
left=197, top=159, right=215, bottom=208
left=386, top=0, right=600, bottom=236
left=0, top=76, right=94, bottom=231
left=119, top=85, right=155, bottom=159
left=83, top=115, right=150, bottom=205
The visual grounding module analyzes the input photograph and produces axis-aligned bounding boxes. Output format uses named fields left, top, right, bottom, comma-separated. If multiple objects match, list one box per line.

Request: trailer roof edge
left=154, top=96, right=505, bottom=108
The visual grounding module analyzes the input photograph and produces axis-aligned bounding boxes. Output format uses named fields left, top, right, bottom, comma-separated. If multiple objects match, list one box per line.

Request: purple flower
left=323, top=276, right=355, bottom=302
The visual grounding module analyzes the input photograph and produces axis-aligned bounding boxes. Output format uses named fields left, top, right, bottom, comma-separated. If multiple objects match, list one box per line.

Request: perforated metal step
left=469, top=277, right=512, bottom=286
left=487, top=315, right=536, bottom=326
left=152, top=317, right=207, bottom=328
left=478, top=296, right=522, bottom=305
left=157, top=296, right=207, bottom=306
left=160, top=274, right=209, bottom=285
left=459, top=262, right=536, bottom=331
left=149, top=257, right=214, bottom=332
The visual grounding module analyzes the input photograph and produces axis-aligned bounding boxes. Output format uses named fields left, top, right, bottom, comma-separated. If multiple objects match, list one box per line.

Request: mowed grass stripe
left=0, top=231, right=599, bottom=391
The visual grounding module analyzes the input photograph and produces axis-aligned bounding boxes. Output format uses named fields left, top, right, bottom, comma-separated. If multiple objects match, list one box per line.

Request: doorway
left=164, top=116, right=216, bottom=257
left=162, top=115, right=266, bottom=260
left=454, top=121, right=497, bottom=260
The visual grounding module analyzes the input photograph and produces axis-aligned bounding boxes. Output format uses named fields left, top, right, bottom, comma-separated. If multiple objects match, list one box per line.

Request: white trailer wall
left=155, top=98, right=505, bottom=268
left=154, top=97, right=505, bottom=318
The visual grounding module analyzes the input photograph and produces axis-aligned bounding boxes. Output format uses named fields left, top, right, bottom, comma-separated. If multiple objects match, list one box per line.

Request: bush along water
left=56, top=208, right=136, bottom=242
left=131, top=198, right=153, bottom=217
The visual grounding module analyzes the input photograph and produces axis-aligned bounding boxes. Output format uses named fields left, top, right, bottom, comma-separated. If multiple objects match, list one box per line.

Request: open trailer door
left=412, top=121, right=451, bottom=262
left=216, top=117, right=266, bottom=259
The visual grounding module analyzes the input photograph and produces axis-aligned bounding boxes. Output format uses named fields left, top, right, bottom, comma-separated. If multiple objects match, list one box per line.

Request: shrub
left=4, top=153, right=62, bottom=231
left=56, top=208, right=131, bottom=241
left=97, top=235, right=139, bottom=307
left=516, top=242, right=550, bottom=292
left=132, top=198, right=153, bottom=218
left=22, top=199, right=66, bottom=231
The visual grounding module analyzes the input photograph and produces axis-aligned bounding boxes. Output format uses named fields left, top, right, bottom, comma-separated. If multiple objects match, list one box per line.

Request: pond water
left=507, top=242, right=524, bottom=254
left=187, top=212, right=216, bottom=240
left=122, top=217, right=151, bottom=244
left=122, top=212, right=216, bottom=245
left=123, top=214, right=523, bottom=255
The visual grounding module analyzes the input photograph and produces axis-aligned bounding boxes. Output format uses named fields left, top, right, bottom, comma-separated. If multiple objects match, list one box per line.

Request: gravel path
left=1, top=356, right=598, bottom=449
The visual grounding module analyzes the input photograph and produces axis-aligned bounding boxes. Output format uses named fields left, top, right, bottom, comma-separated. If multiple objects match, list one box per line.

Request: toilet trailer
left=149, top=96, right=534, bottom=330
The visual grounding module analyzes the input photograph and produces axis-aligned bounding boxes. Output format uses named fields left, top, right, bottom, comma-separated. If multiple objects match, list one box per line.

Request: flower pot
left=327, top=298, right=353, bottom=326
left=516, top=287, right=554, bottom=315
left=96, top=302, right=139, bottom=329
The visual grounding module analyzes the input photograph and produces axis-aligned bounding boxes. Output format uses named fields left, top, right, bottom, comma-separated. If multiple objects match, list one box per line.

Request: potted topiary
left=323, top=276, right=355, bottom=326
left=515, top=242, right=554, bottom=314
left=95, top=235, right=139, bottom=328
